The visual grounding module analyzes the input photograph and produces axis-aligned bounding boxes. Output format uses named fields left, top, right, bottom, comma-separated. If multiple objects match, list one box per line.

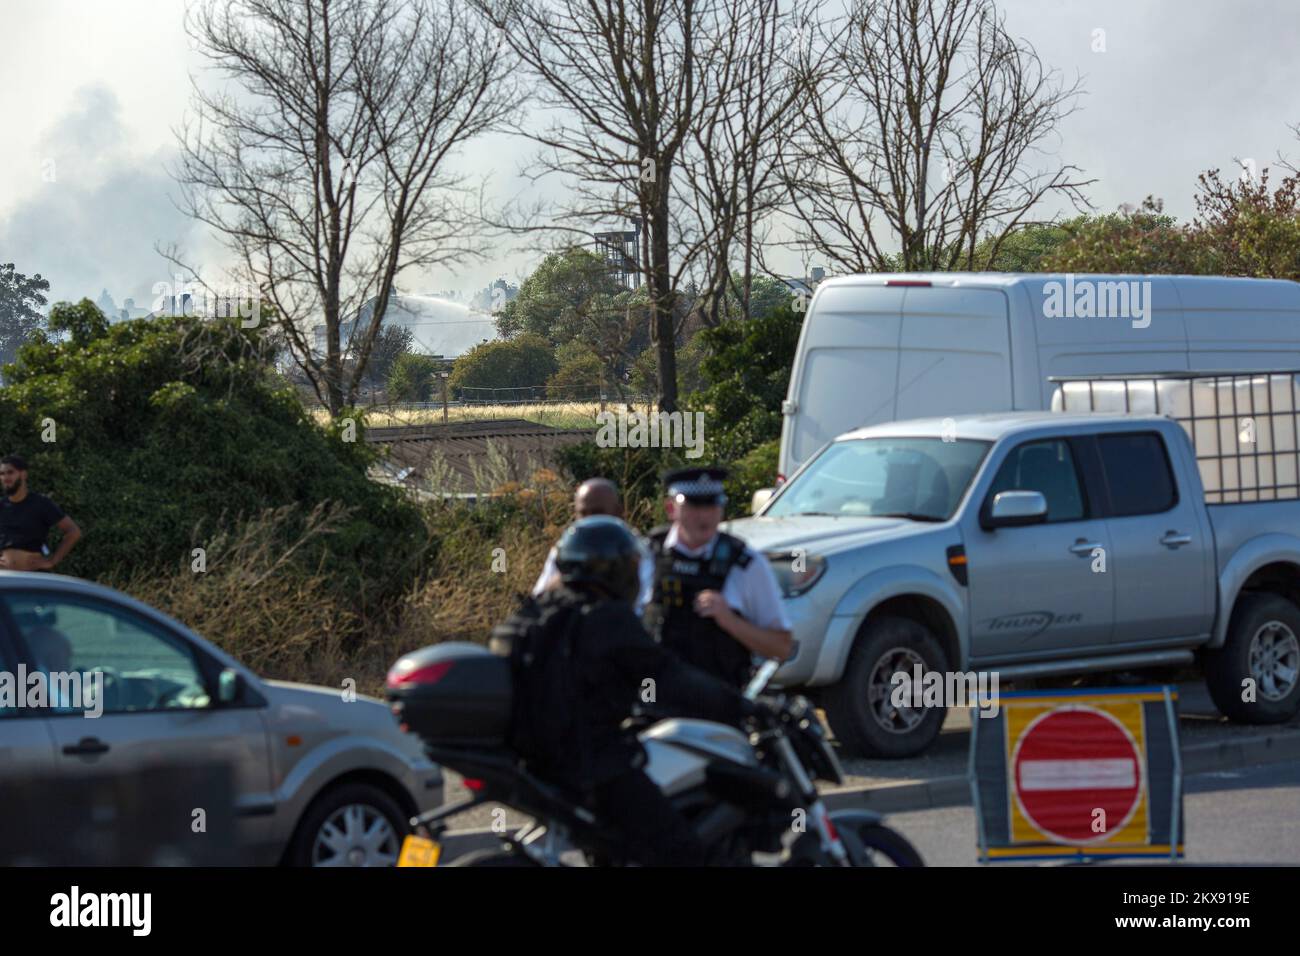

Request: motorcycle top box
left=386, top=643, right=512, bottom=747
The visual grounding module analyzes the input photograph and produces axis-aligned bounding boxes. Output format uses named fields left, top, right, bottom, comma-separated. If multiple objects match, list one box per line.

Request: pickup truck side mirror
left=982, top=490, right=1049, bottom=530
left=751, top=488, right=776, bottom=513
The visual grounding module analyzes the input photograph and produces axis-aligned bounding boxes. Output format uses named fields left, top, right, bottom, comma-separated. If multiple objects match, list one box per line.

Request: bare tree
left=676, top=0, right=829, bottom=325
left=478, top=0, right=766, bottom=413
left=172, top=0, right=516, bottom=415
left=781, top=0, right=1092, bottom=274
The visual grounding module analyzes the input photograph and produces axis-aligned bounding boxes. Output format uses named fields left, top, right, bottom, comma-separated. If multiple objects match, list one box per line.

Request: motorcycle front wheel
left=838, top=823, right=924, bottom=867
left=786, top=817, right=925, bottom=867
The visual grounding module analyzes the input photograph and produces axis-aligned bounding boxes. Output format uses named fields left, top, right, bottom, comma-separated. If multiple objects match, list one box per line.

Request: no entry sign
left=1012, top=707, right=1142, bottom=844
left=970, top=687, right=1183, bottom=862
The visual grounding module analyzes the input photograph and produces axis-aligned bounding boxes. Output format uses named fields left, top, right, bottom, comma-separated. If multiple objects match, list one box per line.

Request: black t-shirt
left=0, top=493, right=65, bottom=552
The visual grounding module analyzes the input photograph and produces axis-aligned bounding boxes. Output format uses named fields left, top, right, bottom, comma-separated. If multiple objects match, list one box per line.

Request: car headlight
left=765, top=552, right=827, bottom=597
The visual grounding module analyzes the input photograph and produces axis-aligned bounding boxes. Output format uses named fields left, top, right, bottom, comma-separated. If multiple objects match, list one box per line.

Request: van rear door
left=782, top=283, right=1013, bottom=477
left=894, top=287, right=1012, bottom=421
left=784, top=285, right=906, bottom=471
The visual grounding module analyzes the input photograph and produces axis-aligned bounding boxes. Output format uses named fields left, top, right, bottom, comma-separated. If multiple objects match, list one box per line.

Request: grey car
left=0, top=572, right=441, bottom=865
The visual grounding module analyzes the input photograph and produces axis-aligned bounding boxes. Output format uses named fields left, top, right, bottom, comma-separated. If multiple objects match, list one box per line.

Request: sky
left=2, top=0, right=1298, bottom=313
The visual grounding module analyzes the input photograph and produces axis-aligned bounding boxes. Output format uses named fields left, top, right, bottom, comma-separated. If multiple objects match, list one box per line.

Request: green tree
left=1040, top=198, right=1198, bottom=274
left=496, top=247, right=648, bottom=396
left=1190, top=168, right=1300, bottom=280
left=448, top=332, right=557, bottom=399
left=496, top=248, right=625, bottom=346
left=0, top=300, right=426, bottom=601
left=368, top=324, right=415, bottom=386
left=687, top=303, right=805, bottom=462
left=547, top=342, right=605, bottom=400
left=387, top=352, right=442, bottom=402
left=0, top=263, right=50, bottom=369
left=973, top=220, right=1084, bottom=272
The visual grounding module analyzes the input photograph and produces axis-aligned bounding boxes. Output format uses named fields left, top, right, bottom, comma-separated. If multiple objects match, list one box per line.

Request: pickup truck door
left=963, top=436, right=1116, bottom=664
left=1091, top=431, right=1216, bottom=646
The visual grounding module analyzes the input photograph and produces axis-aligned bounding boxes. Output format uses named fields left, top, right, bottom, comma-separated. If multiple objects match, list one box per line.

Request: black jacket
left=520, top=587, right=750, bottom=788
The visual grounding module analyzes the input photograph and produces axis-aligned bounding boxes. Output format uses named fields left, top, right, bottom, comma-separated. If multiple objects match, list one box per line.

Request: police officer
left=644, top=467, right=793, bottom=687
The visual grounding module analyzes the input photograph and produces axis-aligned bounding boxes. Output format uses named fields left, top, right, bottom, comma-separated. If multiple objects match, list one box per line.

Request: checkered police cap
left=665, top=467, right=729, bottom=504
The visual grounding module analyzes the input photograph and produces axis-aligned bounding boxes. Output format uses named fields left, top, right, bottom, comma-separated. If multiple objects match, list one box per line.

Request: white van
left=777, top=273, right=1300, bottom=482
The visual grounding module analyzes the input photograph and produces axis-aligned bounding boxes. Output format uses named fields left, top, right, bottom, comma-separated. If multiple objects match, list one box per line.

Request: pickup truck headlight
left=765, top=552, right=827, bottom=597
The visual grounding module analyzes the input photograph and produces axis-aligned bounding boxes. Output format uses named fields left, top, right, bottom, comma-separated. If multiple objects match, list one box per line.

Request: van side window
left=1097, top=432, right=1177, bottom=516
left=987, top=439, right=1086, bottom=523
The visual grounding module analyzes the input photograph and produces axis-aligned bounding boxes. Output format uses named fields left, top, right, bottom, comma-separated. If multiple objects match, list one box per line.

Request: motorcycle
left=386, top=644, right=923, bottom=867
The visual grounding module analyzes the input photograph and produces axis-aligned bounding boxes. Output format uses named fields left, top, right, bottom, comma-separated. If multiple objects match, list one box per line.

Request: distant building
left=95, top=288, right=117, bottom=317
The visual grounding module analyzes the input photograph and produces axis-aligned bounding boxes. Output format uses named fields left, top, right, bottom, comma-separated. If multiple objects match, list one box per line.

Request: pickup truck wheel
left=1205, top=593, right=1300, bottom=723
left=822, top=616, right=950, bottom=758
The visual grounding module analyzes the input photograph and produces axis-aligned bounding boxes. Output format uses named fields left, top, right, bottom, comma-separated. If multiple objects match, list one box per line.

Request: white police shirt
left=532, top=544, right=656, bottom=616
left=659, top=525, right=792, bottom=632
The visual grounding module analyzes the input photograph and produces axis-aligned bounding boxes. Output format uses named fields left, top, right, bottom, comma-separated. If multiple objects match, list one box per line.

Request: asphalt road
left=888, top=760, right=1300, bottom=866
left=436, top=679, right=1300, bottom=834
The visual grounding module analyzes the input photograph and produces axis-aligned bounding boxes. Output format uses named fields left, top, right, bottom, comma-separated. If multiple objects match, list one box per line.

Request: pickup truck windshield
left=767, top=437, right=992, bottom=521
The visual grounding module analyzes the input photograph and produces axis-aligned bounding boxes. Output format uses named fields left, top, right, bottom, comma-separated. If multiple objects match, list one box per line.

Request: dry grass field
left=310, top=400, right=658, bottom=432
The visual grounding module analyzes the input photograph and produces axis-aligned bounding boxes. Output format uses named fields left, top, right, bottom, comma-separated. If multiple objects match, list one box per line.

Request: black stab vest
left=644, top=526, right=754, bottom=687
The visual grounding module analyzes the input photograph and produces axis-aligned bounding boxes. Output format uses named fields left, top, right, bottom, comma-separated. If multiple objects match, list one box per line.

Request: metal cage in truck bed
left=1050, top=371, right=1300, bottom=503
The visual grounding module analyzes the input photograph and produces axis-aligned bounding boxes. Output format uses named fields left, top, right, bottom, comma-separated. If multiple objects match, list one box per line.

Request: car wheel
left=822, top=615, right=950, bottom=758
left=1205, top=593, right=1300, bottom=724
left=287, top=782, right=409, bottom=867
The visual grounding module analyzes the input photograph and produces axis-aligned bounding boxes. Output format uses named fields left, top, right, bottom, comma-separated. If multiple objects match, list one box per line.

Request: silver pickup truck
left=729, top=410, right=1300, bottom=757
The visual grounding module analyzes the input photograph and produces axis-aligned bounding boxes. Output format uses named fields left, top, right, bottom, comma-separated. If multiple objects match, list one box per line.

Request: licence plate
left=397, top=835, right=442, bottom=868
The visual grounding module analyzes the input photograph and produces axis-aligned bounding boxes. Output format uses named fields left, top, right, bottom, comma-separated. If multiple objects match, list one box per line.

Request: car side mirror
left=751, top=488, right=776, bottom=514
left=982, top=490, right=1048, bottom=530
left=217, top=668, right=243, bottom=705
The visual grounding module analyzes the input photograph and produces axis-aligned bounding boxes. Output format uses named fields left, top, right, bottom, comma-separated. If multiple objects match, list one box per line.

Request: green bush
left=546, top=344, right=605, bottom=400
left=0, top=300, right=428, bottom=610
left=725, top=439, right=780, bottom=518
left=387, top=352, right=442, bottom=402
left=687, top=303, right=804, bottom=462
left=448, top=332, right=557, bottom=399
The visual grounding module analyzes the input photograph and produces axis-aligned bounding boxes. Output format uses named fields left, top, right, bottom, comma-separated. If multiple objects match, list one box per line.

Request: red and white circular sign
left=1011, top=706, right=1143, bottom=844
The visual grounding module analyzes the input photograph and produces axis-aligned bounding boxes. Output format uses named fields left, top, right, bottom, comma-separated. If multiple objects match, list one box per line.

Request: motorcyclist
left=494, top=515, right=754, bottom=866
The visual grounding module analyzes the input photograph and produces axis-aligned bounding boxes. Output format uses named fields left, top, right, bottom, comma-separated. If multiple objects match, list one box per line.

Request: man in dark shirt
left=0, top=455, right=81, bottom=572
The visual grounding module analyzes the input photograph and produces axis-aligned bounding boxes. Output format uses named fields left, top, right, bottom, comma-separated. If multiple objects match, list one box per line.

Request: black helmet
left=554, top=516, right=644, bottom=603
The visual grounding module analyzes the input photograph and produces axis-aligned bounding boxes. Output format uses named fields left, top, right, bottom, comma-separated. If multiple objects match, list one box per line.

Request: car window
left=987, top=438, right=1086, bottom=523
left=1098, top=432, right=1177, bottom=516
left=4, top=593, right=211, bottom=715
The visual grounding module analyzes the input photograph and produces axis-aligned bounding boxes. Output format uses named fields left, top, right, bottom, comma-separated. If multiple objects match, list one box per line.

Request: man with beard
left=0, top=455, right=81, bottom=572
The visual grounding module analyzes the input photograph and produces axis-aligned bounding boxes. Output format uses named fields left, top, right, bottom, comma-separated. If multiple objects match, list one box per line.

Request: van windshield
left=767, top=437, right=991, bottom=521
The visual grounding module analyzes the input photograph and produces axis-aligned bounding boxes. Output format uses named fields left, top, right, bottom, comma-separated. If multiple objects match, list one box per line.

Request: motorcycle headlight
left=765, top=552, right=827, bottom=597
